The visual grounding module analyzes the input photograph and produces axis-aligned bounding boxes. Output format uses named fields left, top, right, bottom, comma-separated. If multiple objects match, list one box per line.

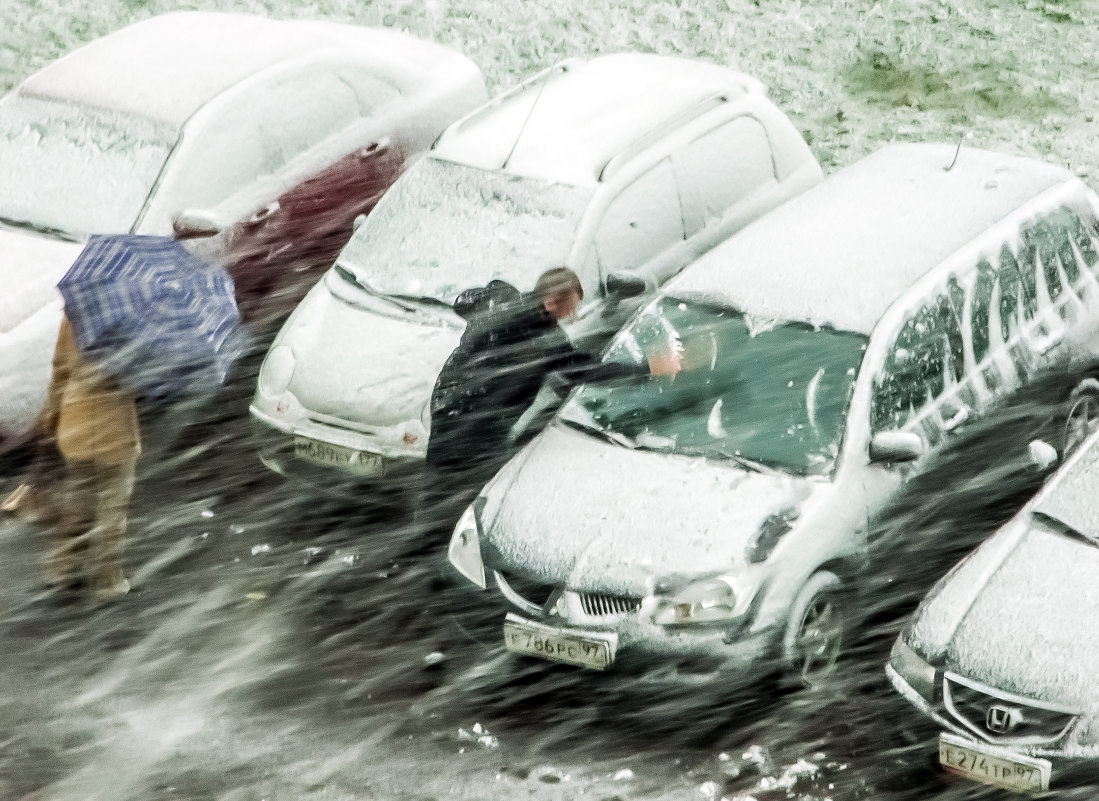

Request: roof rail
left=599, top=92, right=730, bottom=183
left=431, top=58, right=583, bottom=149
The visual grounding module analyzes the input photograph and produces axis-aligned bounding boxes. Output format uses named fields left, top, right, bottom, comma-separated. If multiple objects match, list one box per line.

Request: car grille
left=944, top=674, right=1078, bottom=745
left=579, top=592, right=642, bottom=617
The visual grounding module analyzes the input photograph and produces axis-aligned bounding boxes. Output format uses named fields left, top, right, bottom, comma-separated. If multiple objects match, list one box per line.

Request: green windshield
left=560, top=297, right=869, bottom=476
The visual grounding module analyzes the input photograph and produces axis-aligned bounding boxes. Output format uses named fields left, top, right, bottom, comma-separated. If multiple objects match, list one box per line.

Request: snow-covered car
left=887, top=423, right=1099, bottom=794
left=446, top=143, right=1099, bottom=688
left=249, top=54, right=822, bottom=488
left=0, top=11, right=486, bottom=449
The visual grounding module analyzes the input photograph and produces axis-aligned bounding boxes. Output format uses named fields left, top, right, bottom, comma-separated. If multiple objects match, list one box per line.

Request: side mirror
left=352, top=214, right=368, bottom=232
left=869, top=431, right=925, bottom=464
left=1027, top=439, right=1059, bottom=472
left=172, top=208, right=222, bottom=240
left=605, top=272, right=647, bottom=299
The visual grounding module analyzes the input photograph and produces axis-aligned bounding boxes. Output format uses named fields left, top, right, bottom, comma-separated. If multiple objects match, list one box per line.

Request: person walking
left=416, top=267, right=681, bottom=552
left=40, top=313, right=140, bottom=598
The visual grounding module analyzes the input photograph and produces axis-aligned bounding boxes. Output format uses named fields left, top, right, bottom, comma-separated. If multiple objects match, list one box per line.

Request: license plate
left=503, top=614, right=615, bottom=670
left=293, top=436, right=383, bottom=477
left=939, top=733, right=1051, bottom=793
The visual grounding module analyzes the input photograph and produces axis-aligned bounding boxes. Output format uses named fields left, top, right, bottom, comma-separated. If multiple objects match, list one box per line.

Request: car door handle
left=942, top=404, right=971, bottom=433
left=358, top=138, right=390, bottom=159
left=245, top=200, right=280, bottom=228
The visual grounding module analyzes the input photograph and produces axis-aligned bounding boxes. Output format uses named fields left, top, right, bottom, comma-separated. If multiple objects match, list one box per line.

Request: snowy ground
left=3, top=0, right=1098, bottom=181
left=4, top=1, right=1099, bottom=799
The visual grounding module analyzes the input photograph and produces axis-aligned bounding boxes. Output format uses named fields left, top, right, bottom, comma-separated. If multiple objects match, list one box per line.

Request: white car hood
left=281, top=275, right=462, bottom=426
left=478, top=423, right=820, bottom=597
left=912, top=524, right=1099, bottom=709
left=0, top=226, right=82, bottom=333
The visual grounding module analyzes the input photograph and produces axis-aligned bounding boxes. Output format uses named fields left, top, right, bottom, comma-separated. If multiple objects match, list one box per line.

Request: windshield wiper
left=391, top=293, right=454, bottom=311
left=1033, top=510, right=1099, bottom=547
left=559, top=417, right=637, bottom=449
left=0, top=215, right=80, bottom=242
left=675, top=444, right=784, bottom=476
left=335, top=265, right=421, bottom=314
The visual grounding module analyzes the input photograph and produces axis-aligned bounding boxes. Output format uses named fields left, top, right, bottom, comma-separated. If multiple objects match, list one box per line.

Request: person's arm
left=546, top=329, right=682, bottom=391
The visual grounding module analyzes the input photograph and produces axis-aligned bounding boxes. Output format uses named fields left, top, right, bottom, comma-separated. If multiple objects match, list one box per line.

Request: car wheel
left=782, top=571, right=845, bottom=689
left=1061, top=379, right=1099, bottom=458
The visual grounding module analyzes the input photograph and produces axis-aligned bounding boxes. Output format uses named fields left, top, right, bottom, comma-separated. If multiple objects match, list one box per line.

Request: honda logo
left=986, top=704, right=1023, bottom=734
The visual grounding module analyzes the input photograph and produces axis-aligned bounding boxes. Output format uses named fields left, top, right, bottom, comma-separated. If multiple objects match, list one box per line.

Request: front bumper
left=886, top=665, right=1099, bottom=789
left=249, top=404, right=423, bottom=495
left=454, top=568, right=780, bottom=686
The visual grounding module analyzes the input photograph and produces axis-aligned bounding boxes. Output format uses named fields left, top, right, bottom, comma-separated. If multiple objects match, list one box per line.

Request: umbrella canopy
left=58, top=234, right=247, bottom=397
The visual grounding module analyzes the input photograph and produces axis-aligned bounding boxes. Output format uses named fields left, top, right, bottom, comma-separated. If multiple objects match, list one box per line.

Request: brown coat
left=41, top=315, right=141, bottom=464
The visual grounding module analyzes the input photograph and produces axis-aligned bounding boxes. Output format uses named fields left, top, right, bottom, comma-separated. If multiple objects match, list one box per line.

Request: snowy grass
left=2, top=0, right=1098, bottom=176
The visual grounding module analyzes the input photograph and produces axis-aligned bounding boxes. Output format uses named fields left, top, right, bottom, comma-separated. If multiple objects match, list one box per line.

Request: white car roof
left=670, top=143, right=1079, bottom=334
left=18, top=12, right=470, bottom=129
left=430, top=53, right=764, bottom=185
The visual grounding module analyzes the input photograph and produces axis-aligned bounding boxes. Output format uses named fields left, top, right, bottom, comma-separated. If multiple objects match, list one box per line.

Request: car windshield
left=336, top=158, right=593, bottom=302
left=560, top=296, right=869, bottom=476
left=0, top=95, right=176, bottom=238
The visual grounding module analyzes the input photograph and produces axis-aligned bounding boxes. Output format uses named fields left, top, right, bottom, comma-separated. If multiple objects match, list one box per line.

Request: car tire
left=1061, top=378, right=1099, bottom=458
left=782, top=570, right=845, bottom=690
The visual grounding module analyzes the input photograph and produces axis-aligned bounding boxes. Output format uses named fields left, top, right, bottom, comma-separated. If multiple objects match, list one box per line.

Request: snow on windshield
left=561, top=296, right=868, bottom=476
left=337, top=158, right=592, bottom=302
left=0, top=95, right=175, bottom=237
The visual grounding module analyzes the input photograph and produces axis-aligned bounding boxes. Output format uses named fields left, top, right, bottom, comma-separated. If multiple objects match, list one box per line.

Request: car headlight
left=447, top=504, right=486, bottom=589
left=652, top=577, right=737, bottom=626
left=889, top=636, right=937, bottom=702
left=259, top=345, right=295, bottom=396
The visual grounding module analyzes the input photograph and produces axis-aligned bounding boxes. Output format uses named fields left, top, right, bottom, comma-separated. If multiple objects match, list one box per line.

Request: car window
left=1024, top=219, right=1063, bottom=302
left=168, top=69, right=361, bottom=212
left=969, top=260, right=996, bottom=364
left=1059, top=205, right=1099, bottom=272
left=0, top=96, right=174, bottom=236
left=562, top=296, right=868, bottom=477
left=595, top=158, right=685, bottom=279
left=337, top=158, right=594, bottom=303
left=997, top=244, right=1025, bottom=342
left=871, top=300, right=950, bottom=433
left=671, top=116, right=776, bottom=238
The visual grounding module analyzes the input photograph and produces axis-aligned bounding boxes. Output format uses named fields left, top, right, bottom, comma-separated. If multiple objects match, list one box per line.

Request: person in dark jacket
left=414, top=267, right=681, bottom=553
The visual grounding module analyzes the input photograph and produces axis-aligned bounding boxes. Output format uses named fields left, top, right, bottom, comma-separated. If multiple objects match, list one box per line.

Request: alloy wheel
left=794, top=592, right=844, bottom=688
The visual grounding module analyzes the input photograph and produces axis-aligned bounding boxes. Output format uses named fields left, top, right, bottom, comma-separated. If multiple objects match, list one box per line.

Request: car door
left=670, top=114, right=779, bottom=260
left=568, top=158, right=686, bottom=349
left=220, top=67, right=406, bottom=325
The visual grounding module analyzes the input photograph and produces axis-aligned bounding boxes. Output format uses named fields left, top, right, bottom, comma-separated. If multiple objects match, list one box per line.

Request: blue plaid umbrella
left=58, top=234, right=247, bottom=397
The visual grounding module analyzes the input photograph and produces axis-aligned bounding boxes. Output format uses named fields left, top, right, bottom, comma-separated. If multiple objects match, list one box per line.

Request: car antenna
left=502, top=58, right=561, bottom=170
left=944, top=135, right=965, bottom=172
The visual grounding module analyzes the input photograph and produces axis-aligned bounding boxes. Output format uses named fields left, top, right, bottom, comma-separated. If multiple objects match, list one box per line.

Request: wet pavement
left=0, top=404, right=1082, bottom=801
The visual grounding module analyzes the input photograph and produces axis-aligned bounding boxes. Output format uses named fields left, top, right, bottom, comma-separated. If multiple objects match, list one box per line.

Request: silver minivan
left=447, top=143, right=1099, bottom=687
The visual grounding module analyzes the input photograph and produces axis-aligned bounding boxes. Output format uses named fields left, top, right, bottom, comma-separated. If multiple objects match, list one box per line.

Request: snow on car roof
left=669, top=143, right=1077, bottom=334
left=18, top=12, right=466, bottom=129
left=430, top=53, right=762, bottom=185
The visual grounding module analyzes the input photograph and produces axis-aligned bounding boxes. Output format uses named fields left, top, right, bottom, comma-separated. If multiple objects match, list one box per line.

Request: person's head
left=535, top=267, right=584, bottom=322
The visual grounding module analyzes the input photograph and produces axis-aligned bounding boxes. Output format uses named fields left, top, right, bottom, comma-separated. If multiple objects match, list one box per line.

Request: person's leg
left=47, top=460, right=95, bottom=587
left=90, top=456, right=137, bottom=599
